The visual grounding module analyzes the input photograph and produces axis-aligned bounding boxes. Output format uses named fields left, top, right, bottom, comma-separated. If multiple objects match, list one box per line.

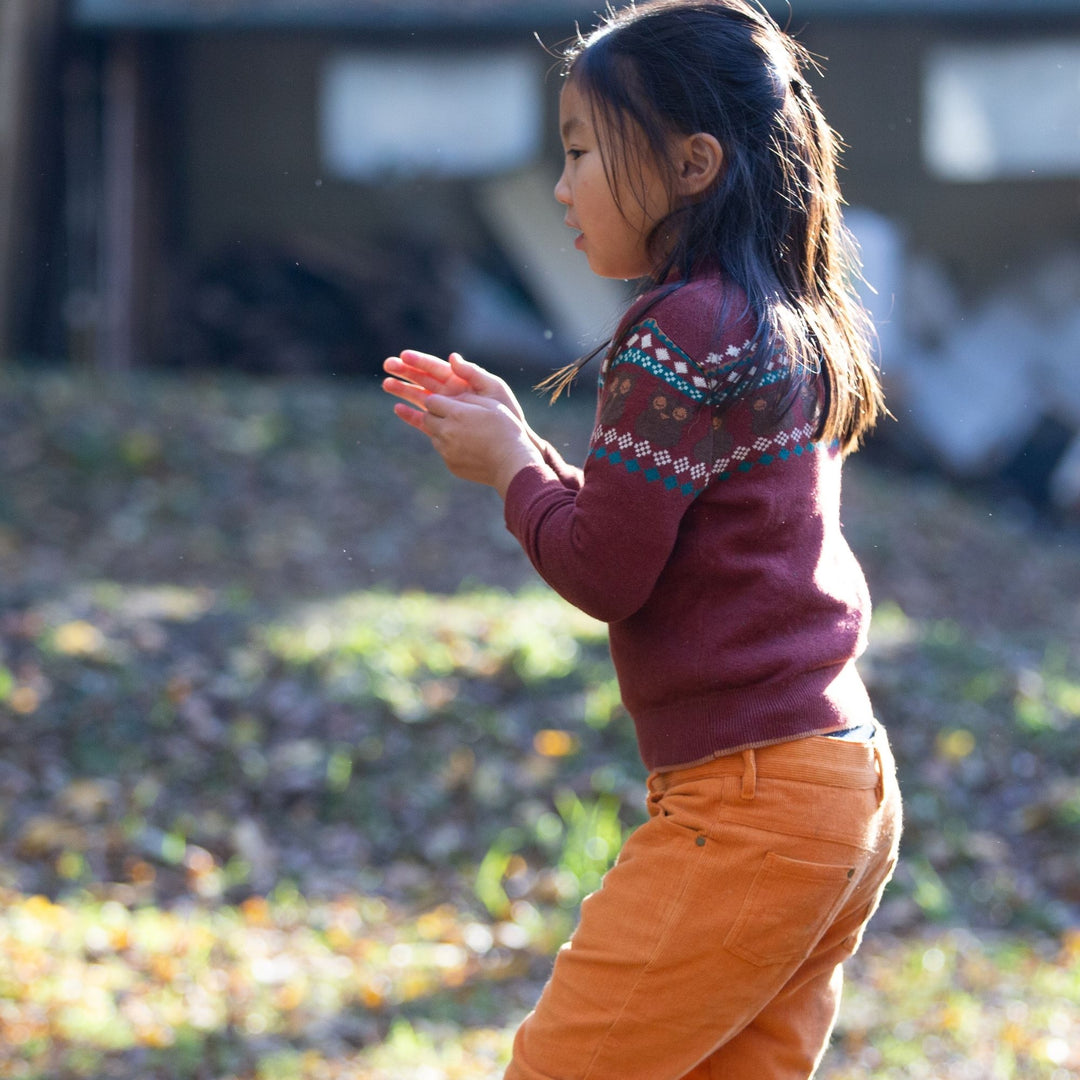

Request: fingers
left=384, top=348, right=508, bottom=406
left=423, top=392, right=466, bottom=420
left=448, top=351, right=495, bottom=391
left=448, top=352, right=525, bottom=422
left=390, top=401, right=431, bottom=433
left=382, top=358, right=443, bottom=398
left=381, top=374, right=431, bottom=411
left=381, top=376, right=456, bottom=433
left=397, top=349, right=453, bottom=377
left=384, top=350, right=453, bottom=390
left=385, top=350, right=484, bottom=406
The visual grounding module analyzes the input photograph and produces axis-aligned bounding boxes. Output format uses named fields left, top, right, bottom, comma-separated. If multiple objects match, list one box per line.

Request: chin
left=586, top=252, right=652, bottom=280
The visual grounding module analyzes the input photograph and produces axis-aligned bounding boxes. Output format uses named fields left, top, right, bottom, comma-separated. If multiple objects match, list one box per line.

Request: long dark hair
left=540, top=0, right=885, bottom=452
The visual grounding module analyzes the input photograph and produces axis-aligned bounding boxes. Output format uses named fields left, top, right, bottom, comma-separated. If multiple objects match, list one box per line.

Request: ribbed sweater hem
left=629, top=662, right=874, bottom=772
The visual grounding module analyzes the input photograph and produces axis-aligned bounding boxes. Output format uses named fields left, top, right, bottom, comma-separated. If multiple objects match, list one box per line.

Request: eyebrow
left=560, top=116, right=586, bottom=141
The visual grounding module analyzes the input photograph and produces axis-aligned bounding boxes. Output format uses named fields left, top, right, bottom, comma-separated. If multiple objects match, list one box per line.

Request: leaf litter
left=0, top=367, right=1078, bottom=1078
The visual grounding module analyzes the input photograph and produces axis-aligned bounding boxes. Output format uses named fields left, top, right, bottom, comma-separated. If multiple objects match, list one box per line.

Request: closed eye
left=565, top=148, right=585, bottom=160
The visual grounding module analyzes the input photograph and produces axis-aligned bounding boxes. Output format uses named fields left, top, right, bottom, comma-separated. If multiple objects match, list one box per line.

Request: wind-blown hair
left=542, top=0, right=885, bottom=452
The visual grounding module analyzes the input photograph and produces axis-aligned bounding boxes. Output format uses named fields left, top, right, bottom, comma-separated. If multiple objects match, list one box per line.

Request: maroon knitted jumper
left=504, top=276, right=874, bottom=771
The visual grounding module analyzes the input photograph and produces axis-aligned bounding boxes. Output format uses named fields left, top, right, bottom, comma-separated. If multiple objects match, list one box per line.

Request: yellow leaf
left=59, top=778, right=117, bottom=821
left=533, top=729, right=579, bottom=758
left=149, top=954, right=180, bottom=982
left=53, top=621, right=106, bottom=657
left=16, top=815, right=82, bottom=857
left=10, top=685, right=40, bottom=714
left=416, top=904, right=457, bottom=941
left=23, top=893, right=63, bottom=922
left=1001, top=1022, right=1030, bottom=1050
left=274, top=981, right=307, bottom=1012
left=936, top=728, right=976, bottom=763
left=241, top=895, right=272, bottom=927
left=140, top=1023, right=175, bottom=1049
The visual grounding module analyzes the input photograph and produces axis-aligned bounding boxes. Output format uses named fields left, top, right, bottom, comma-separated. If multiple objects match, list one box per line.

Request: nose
left=554, top=168, right=570, bottom=207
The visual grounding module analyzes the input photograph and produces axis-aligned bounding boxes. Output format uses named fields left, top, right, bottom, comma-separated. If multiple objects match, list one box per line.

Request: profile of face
left=553, top=75, right=724, bottom=282
left=553, top=80, right=673, bottom=281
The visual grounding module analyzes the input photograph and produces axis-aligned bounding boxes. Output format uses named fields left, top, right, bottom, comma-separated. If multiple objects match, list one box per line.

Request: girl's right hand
left=382, top=350, right=526, bottom=424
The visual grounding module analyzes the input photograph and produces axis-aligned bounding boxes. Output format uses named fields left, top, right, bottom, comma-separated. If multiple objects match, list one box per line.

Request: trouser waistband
left=648, top=730, right=890, bottom=798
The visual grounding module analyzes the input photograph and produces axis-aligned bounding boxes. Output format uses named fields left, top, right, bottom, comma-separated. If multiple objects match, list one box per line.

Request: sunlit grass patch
left=0, top=579, right=632, bottom=909
left=4, top=369, right=1080, bottom=1078
left=261, top=587, right=608, bottom=721
left=862, top=604, right=1080, bottom=932
left=3, top=886, right=1078, bottom=1080
left=0, top=889, right=536, bottom=1079
left=829, top=930, right=1080, bottom=1078
left=207, top=1021, right=514, bottom=1080
left=474, top=790, right=629, bottom=919
left=324, top=1020, right=512, bottom=1080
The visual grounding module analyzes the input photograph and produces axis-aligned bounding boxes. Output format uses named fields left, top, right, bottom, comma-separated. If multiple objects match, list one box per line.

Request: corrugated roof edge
left=71, top=0, right=600, bottom=31
left=70, top=0, right=1080, bottom=29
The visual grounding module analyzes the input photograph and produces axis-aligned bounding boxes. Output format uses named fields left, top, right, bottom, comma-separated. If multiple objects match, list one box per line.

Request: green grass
left=2, top=889, right=1078, bottom=1079
left=1, top=366, right=1079, bottom=1077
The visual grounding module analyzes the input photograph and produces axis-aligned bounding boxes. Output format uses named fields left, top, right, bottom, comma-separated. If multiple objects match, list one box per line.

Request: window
left=923, top=40, right=1080, bottom=182
left=320, top=50, right=542, bottom=181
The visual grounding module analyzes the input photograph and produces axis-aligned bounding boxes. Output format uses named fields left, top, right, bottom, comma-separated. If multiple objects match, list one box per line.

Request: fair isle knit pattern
left=591, top=427, right=828, bottom=497
left=590, top=317, right=824, bottom=497
left=599, top=317, right=775, bottom=403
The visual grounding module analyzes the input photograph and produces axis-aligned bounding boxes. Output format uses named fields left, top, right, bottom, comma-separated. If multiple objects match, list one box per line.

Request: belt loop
left=646, top=772, right=664, bottom=816
left=741, top=749, right=757, bottom=801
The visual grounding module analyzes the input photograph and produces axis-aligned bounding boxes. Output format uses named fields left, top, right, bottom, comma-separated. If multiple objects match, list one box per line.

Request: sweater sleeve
left=504, top=317, right=723, bottom=623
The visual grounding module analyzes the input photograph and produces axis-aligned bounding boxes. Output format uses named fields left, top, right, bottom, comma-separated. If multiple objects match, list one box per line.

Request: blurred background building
left=1, top=0, right=1079, bottom=504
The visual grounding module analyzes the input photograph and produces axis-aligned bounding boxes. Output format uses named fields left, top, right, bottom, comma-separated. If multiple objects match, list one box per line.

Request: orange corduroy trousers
left=505, top=728, right=902, bottom=1080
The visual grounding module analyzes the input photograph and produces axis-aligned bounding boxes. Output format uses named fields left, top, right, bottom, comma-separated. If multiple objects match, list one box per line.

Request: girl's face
left=554, top=81, right=672, bottom=281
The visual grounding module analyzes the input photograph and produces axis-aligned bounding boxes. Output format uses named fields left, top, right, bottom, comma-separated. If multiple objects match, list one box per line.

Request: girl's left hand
left=382, top=350, right=527, bottom=425
left=382, top=350, right=471, bottom=418
left=406, top=391, right=544, bottom=497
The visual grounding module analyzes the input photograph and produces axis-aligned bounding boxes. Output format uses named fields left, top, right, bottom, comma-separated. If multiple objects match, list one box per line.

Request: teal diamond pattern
left=589, top=437, right=831, bottom=497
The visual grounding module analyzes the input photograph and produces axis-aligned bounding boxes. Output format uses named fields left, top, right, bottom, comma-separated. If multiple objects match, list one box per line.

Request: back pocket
left=723, top=851, right=855, bottom=967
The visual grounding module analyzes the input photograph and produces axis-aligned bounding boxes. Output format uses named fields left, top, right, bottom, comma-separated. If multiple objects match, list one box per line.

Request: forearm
left=530, top=431, right=584, bottom=491
left=503, top=463, right=679, bottom=623
left=493, top=442, right=547, bottom=500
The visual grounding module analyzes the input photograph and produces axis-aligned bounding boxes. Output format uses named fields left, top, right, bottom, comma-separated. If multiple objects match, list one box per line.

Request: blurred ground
left=1, top=367, right=1078, bottom=1078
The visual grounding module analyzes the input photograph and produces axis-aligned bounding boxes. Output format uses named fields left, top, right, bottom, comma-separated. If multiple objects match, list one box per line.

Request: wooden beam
left=0, top=0, right=58, bottom=359
left=99, top=33, right=141, bottom=372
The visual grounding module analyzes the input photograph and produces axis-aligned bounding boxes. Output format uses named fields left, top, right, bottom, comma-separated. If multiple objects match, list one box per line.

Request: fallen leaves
left=0, top=887, right=542, bottom=1077
left=4, top=884, right=1076, bottom=1080
left=831, top=930, right=1080, bottom=1078
left=1, top=367, right=1079, bottom=1078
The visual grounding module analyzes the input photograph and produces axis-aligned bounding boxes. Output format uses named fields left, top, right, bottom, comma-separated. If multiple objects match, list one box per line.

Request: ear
left=674, top=132, right=724, bottom=198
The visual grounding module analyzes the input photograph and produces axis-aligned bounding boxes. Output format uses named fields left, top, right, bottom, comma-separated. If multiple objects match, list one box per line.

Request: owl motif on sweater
left=749, top=381, right=787, bottom=436
left=748, top=375, right=823, bottom=437
left=635, top=393, right=692, bottom=449
left=694, top=412, right=734, bottom=465
left=599, top=372, right=636, bottom=426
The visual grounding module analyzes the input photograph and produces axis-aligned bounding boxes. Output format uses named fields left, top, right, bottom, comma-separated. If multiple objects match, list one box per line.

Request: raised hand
left=418, top=393, right=542, bottom=496
left=382, top=350, right=527, bottom=428
left=381, top=349, right=544, bottom=495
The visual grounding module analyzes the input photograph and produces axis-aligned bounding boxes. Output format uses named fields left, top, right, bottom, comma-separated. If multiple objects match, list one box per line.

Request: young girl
left=382, top=2, right=902, bottom=1076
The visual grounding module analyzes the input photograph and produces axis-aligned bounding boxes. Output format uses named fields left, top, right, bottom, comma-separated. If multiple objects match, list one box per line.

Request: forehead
left=558, top=80, right=594, bottom=140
